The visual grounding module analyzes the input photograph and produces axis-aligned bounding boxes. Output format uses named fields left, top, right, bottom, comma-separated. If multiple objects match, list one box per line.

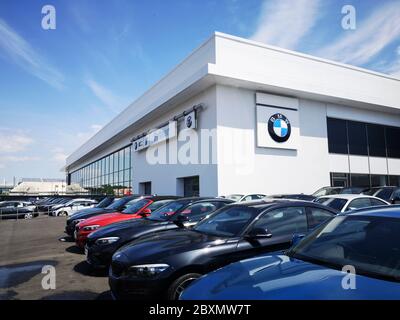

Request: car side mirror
left=246, top=227, right=272, bottom=239
left=174, top=214, right=189, bottom=228
left=291, top=233, right=305, bottom=247
left=140, top=208, right=151, bottom=216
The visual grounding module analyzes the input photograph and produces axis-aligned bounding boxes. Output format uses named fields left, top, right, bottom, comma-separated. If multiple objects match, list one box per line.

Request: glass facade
left=330, top=173, right=400, bottom=188
left=327, top=118, right=400, bottom=158
left=69, top=145, right=132, bottom=196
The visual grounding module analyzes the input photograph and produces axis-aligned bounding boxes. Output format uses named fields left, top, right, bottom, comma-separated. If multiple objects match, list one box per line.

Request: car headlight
left=126, top=264, right=169, bottom=277
left=83, top=225, right=100, bottom=231
left=95, top=237, right=119, bottom=245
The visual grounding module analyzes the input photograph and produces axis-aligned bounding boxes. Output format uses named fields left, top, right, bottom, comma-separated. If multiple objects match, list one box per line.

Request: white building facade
left=65, top=32, right=400, bottom=197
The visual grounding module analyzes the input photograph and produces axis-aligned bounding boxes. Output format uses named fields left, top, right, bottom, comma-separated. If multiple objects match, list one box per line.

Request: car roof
left=231, top=198, right=330, bottom=211
left=346, top=205, right=400, bottom=218
left=317, top=194, right=383, bottom=200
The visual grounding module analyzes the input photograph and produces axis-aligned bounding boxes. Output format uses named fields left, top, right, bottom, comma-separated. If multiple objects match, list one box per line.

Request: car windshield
left=105, top=197, right=129, bottom=210
left=315, top=197, right=347, bottom=211
left=193, top=206, right=258, bottom=237
left=375, top=188, right=395, bottom=201
left=226, top=194, right=243, bottom=201
left=96, top=197, right=114, bottom=208
left=287, top=215, right=400, bottom=282
left=147, top=201, right=191, bottom=221
left=122, top=199, right=151, bottom=214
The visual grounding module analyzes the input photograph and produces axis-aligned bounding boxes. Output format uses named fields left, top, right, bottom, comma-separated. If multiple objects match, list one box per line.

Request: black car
left=85, top=198, right=233, bottom=269
left=65, top=195, right=141, bottom=236
left=267, top=194, right=316, bottom=201
left=363, top=186, right=400, bottom=204
left=0, top=201, right=38, bottom=219
left=37, top=197, right=69, bottom=212
left=109, top=199, right=337, bottom=300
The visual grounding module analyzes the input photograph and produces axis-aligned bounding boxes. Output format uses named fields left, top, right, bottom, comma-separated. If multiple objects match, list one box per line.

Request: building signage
left=268, top=113, right=291, bottom=143
left=256, top=93, right=299, bottom=150
left=184, top=111, right=196, bottom=129
left=133, top=121, right=177, bottom=152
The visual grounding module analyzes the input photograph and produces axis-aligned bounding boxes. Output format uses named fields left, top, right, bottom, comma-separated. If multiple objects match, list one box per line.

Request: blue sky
left=0, top=0, right=399, bottom=184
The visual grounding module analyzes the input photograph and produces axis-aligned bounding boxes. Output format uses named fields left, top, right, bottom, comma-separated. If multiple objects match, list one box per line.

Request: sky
left=0, top=0, right=399, bottom=185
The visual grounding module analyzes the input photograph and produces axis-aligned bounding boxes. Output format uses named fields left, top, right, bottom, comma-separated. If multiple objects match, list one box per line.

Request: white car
left=314, top=194, right=389, bottom=213
left=223, top=194, right=266, bottom=202
left=51, top=199, right=98, bottom=217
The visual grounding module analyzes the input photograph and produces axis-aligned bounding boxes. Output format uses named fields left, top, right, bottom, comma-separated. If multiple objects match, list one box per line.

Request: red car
left=75, top=196, right=178, bottom=248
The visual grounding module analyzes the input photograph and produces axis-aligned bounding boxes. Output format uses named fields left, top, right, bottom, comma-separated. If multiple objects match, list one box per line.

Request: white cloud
left=316, top=2, right=400, bottom=65
left=86, top=79, right=123, bottom=113
left=0, top=19, right=65, bottom=89
left=251, top=0, right=321, bottom=49
left=0, top=130, right=33, bottom=153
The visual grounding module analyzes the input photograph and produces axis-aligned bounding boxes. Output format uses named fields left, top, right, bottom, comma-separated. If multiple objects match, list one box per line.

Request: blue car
left=181, top=206, right=400, bottom=300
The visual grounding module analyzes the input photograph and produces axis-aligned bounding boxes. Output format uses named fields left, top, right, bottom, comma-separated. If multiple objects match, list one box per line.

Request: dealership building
left=64, top=32, right=400, bottom=197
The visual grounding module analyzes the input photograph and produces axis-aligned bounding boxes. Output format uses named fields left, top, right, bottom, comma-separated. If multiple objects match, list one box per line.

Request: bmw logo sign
left=268, top=113, right=291, bottom=143
left=186, top=115, right=192, bottom=128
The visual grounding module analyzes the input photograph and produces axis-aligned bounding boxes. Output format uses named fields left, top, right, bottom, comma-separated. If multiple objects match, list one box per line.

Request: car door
left=235, top=206, right=308, bottom=261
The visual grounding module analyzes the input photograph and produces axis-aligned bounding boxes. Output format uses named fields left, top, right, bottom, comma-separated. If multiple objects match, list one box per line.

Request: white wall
left=215, top=85, right=331, bottom=196
left=132, top=86, right=218, bottom=196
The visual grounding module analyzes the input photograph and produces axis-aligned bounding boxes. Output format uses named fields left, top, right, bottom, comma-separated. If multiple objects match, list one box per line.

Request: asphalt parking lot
left=0, top=216, right=110, bottom=300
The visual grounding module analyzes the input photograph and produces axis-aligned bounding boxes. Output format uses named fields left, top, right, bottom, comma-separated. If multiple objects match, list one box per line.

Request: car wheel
left=58, top=211, right=68, bottom=217
left=167, top=273, right=202, bottom=300
left=24, top=213, right=33, bottom=219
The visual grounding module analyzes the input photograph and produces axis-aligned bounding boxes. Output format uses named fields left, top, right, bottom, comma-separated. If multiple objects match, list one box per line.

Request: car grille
left=111, top=261, right=125, bottom=277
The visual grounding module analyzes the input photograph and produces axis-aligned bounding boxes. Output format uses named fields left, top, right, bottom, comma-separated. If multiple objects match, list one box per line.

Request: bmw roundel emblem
left=268, top=113, right=291, bottom=143
left=186, top=115, right=192, bottom=128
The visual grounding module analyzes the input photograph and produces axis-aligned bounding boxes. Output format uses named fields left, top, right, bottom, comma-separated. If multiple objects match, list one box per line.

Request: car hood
left=114, top=229, right=224, bottom=263
left=89, top=218, right=169, bottom=239
left=70, top=208, right=114, bottom=220
left=79, top=212, right=123, bottom=227
left=181, top=254, right=400, bottom=300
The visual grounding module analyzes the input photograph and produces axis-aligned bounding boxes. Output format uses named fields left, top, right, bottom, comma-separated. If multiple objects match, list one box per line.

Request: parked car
left=0, top=201, right=38, bottom=219
left=340, top=187, right=369, bottom=194
left=109, top=199, right=337, bottom=300
left=65, top=195, right=141, bottom=237
left=267, top=194, right=316, bottom=201
left=312, top=186, right=343, bottom=197
left=223, top=194, right=266, bottom=202
left=315, top=194, right=389, bottom=212
left=85, top=197, right=234, bottom=269
left=37, top=198, right=70, bottom=212
left=75, top=196, right=179, bottom=248
left=181, top=206, right=400, bottom=300
left=50, top=198, right=98, bottom=217
left=363, top=186, right=400, bottom=204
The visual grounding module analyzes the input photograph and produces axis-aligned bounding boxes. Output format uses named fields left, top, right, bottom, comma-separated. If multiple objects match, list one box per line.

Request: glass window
left=348, top=121, right=368, bottom=156
left=389, top=176, right=400, bottom=186
left=370, top=198, right=388, bottom=207
left=194, top=206, right=258, bottom=237
left=252, top=207, right=308, bottom=237
left=122, top=199, right=151, bottom=214
left=119, top=150, right=124, bottom=171
left=386, top=127, right=400, bottom=158
left=109, top=155, right=114, bottom=173
left=315, top=197, right=348, bottom=211
left=180, top=202, right=218, bottom=220
left=309, top=208, right=334, bottom=228
left=375, top=188, right=394, bottom=201
left=370, top=175, right=388, bottom=187
left=113, top=153, right=119, bottom=172
left=327, top=118, right=348, bottom=154
left=346, top=198, right=372, bottom=211
left=350, top=174, right=370, bottom=188
left=367, top=124, right=386, bottom=157
left=288, top=216, right=400, bottom=281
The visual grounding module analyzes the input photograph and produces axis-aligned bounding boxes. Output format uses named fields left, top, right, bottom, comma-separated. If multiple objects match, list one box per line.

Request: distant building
left=10, top=178, right=68, bottom=195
